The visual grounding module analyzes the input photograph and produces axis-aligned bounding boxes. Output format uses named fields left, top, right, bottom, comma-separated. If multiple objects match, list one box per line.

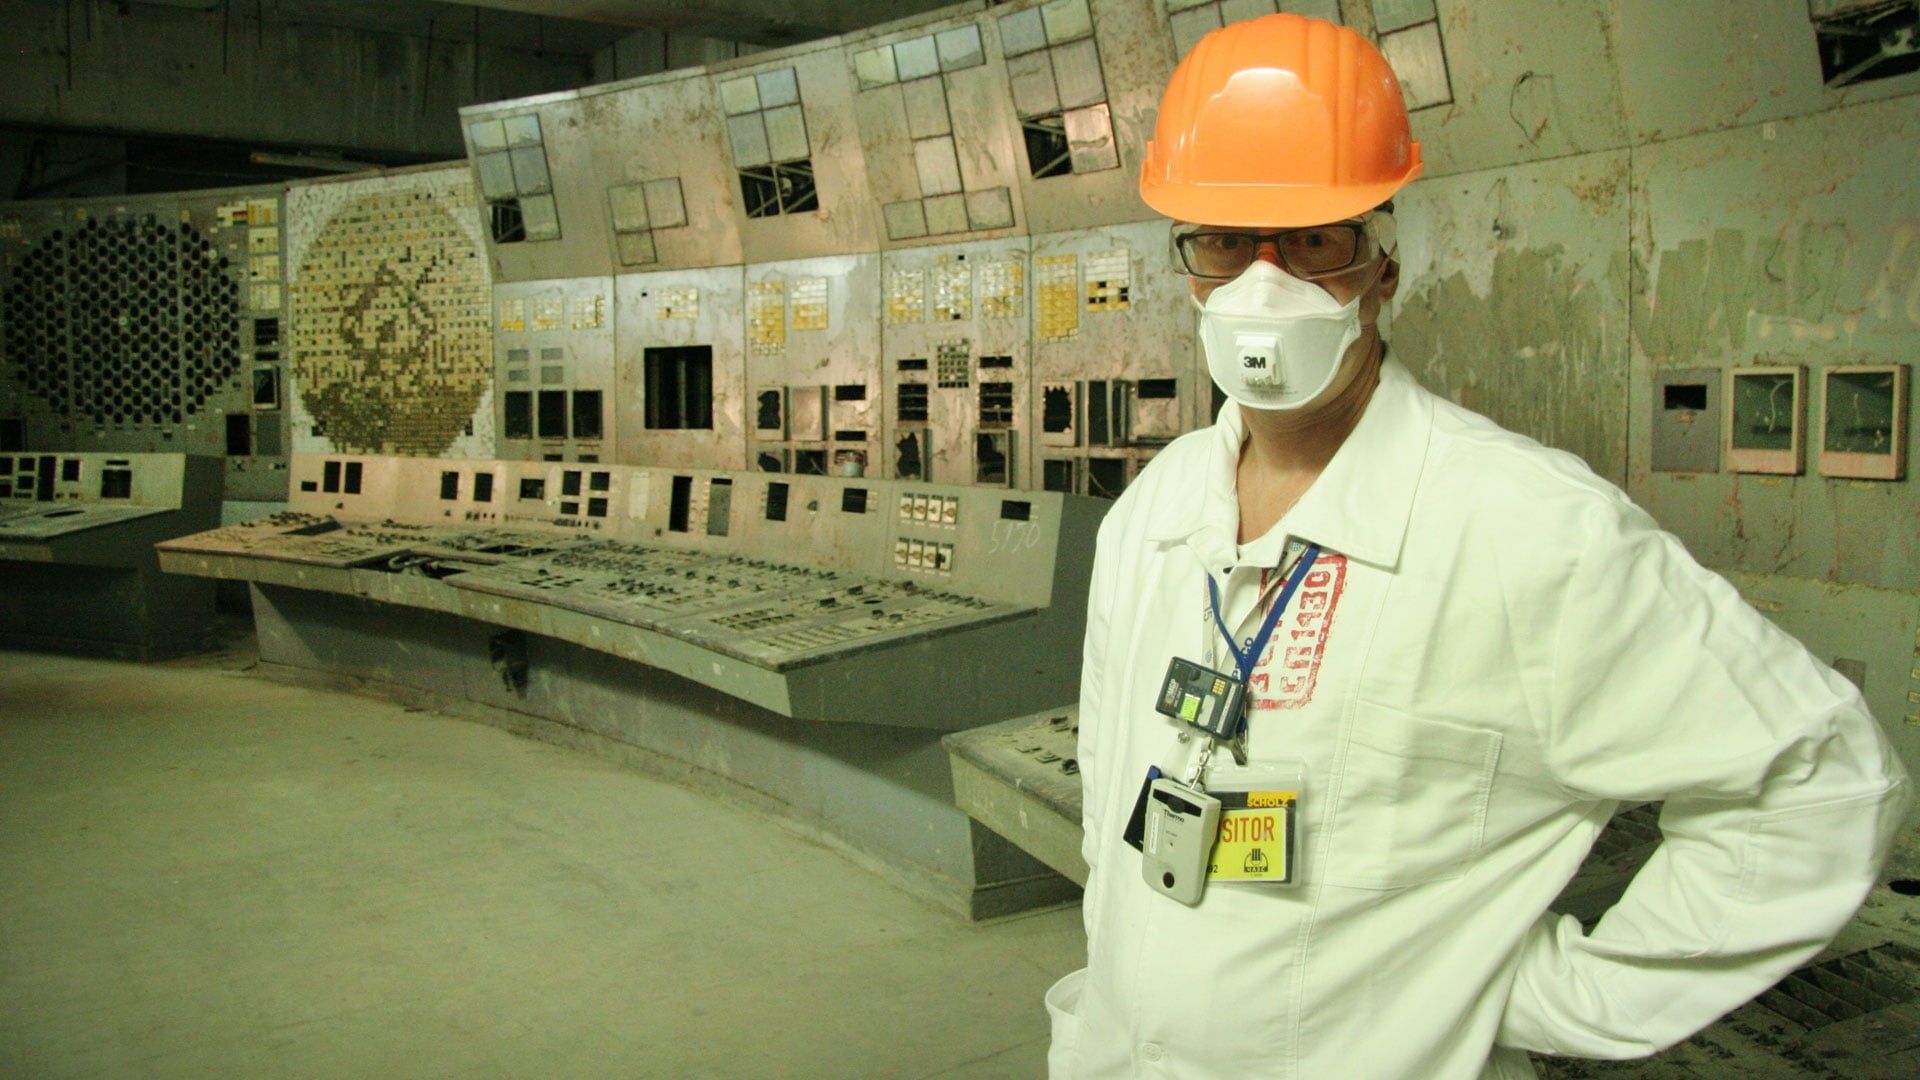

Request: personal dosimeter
left=1154, top=656, right=1247, bottom=741
left=1141, top=777, right=1222, bottom=905
left=1136, top=544, right=1322, bottom=907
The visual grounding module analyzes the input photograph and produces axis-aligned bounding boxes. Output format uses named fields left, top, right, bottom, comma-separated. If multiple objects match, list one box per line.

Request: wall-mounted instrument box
left=1725, top=365, right=1807, bottom=476
left=1652, top=367, right=1720, bottom=474
left=1818, top=364, right=1908, bottom=481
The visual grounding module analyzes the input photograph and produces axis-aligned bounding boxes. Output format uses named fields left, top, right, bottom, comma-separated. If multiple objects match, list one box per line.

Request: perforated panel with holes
left=3, top=217, right=241, bottom=427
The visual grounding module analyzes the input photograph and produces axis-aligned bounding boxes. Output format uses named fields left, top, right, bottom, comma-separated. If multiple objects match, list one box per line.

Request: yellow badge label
left=1206, top=803, right=1292, bottom=882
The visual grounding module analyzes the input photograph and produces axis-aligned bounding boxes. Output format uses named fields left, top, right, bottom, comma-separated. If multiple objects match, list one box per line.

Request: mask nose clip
left=1204, top=259, right=1348, bottom=313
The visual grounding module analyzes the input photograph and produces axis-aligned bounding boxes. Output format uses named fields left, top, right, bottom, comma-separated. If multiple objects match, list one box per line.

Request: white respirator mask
left=1193, top=260, right=1364, bottom=412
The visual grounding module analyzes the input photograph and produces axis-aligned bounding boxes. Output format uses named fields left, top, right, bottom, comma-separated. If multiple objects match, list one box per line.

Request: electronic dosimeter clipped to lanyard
left=1137, top=543, right=1320, bottom=906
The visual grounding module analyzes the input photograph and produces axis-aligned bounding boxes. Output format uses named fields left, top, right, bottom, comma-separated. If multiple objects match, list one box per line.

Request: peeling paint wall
left=1393, top=149, right=1633, bottom=482
left=1627, top=92, right=1920, bottom=595
left=1387, top=0, right=1920, bottom=752
left=1393, top=244, right=1628, bottom=479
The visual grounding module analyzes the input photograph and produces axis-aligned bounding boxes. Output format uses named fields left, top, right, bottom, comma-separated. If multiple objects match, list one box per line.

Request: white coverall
left=1047, top=361, right=1910, bottom=1079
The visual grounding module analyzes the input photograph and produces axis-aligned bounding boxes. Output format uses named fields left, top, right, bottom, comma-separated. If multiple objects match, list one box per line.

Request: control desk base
left=0, top=560, right=215, bottom=662
left=248, top=582, right=1081, bottom=922
left=0, top=453, right=222, bottom=661
left=944, top=708, right=1087, bottom=887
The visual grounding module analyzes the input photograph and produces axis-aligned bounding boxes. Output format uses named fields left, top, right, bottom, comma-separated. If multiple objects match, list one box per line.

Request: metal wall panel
left=709, top=43, right=881, bottom=263
left=852, top=83, right=924, bottom=224
left=613, top=265, right=747, bottom=470
left=1392, top=149, right=1633, bottom=485
left=1724, top=571, right=1920, bottom=774
left=0, top=185, right=290, bottom=501
left=198, top=187, right=294, bottom=500
left=575, top=71, right=746, bottom=273
left=902, top=72, right=953, bottom=138
left=1001, top=0, right=1173, bottom=235
left=1401, top=0, right=1629, bottom=179
left=492, top=277, right=616, bottom=463
left=1626, top=93, right=1920, bottom=591
left=1372, top=0, right=1437, bottom=34
left=841, top=6, right=1029, bottom=254
left=1028, top=219, right=1201, bottom=497
left=1008, top=50, right=1062, bottom=117
left=742, top=255, right=884, bottom=478
left=1617, top=0, right=1920, bottom=145
left=879, top=236, right=1034, bottom=486
left=462, top=94, right=616, bottom=283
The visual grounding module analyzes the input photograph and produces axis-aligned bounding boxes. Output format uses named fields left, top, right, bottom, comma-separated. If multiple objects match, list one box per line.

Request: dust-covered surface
left=152, top=611, right=259, bottom=672
left=0, top=648, right=1084, bottom=1079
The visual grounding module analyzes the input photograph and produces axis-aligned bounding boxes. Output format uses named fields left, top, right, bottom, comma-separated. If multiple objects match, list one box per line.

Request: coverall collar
left=1148, top=359, right=1432, bottom=572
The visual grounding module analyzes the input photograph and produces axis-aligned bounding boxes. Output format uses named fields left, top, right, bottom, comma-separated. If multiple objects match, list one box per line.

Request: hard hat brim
left=1139, top=168, right=1422, bottom=229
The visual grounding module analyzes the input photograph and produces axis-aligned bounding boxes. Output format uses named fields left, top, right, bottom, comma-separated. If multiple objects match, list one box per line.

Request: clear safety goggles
left=1171, top=210, right=1393, bottom=281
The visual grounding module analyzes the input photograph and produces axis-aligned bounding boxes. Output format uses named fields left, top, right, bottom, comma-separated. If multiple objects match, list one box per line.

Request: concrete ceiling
left=422, top=0, right=966, bottom=47
left=143, top=0, right=633, bottom=56
left=134, top=1, right=969, bottom=58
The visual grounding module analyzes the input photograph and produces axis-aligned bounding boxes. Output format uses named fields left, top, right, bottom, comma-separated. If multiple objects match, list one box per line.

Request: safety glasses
left=1171, top=218, right=1377, bottom=280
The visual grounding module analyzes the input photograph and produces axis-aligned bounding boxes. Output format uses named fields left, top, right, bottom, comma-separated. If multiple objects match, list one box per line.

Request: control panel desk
left=158, top=454, right=1108, bottom=918
left=943, top=706, right=1087, bottom=886
left=160, top=454, right=1103, bottom=728
left=0, top=452, right=222, bottom=659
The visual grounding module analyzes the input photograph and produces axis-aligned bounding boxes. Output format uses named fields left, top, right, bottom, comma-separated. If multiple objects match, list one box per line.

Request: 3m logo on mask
left=1237, top=333, right=1281, bottom=387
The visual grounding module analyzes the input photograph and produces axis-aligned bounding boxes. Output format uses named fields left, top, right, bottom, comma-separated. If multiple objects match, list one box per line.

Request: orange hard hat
left=1140, top=14, right=1423, bottom=228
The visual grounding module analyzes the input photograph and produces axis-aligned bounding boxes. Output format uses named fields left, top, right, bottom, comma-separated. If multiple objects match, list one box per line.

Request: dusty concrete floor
left=0, top=637, right=1084, bottom=1080
left=6, top=625, right=1914, bottom=1079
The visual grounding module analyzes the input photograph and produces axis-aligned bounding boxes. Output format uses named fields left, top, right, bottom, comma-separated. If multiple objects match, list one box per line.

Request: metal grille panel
left=1589, top=801, right=1663, bottom=862
left=1755, top=942, right=1920, bottom=1031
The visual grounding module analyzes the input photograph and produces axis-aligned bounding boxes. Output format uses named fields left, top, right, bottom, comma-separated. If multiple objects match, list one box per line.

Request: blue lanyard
left=1206, top=544, right=1321, bottom=684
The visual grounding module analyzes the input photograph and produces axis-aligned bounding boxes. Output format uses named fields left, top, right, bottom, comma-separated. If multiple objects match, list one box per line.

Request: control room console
left=0, top=452, right=222, bottom=659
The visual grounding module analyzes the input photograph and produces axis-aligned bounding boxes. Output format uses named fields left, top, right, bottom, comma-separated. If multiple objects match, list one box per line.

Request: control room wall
left=1377, top=0, right=1920, bottom=761
left=2, top=0, right=1917, bottom=760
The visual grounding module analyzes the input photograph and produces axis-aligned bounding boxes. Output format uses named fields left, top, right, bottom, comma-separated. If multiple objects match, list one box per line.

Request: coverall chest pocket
left=1321, top=702, right=1502, bottom=890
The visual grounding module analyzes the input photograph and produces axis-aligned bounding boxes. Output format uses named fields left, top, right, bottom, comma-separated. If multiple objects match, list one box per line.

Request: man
left=1046, top=14, right=1909, bottom=1079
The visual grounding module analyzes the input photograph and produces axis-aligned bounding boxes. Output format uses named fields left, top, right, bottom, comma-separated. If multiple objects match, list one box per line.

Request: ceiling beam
left=425, top=0, right=964, bottom=46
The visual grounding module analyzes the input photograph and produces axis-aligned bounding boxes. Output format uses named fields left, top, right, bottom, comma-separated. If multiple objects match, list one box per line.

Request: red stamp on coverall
left=1248, top=555, right=1346, bottom=710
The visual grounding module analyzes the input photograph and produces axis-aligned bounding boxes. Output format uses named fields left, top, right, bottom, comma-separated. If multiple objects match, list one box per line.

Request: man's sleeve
left=1496, top=496, right=1912, bottom=1058
left=1076, top=513, right=1119, bottom=955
